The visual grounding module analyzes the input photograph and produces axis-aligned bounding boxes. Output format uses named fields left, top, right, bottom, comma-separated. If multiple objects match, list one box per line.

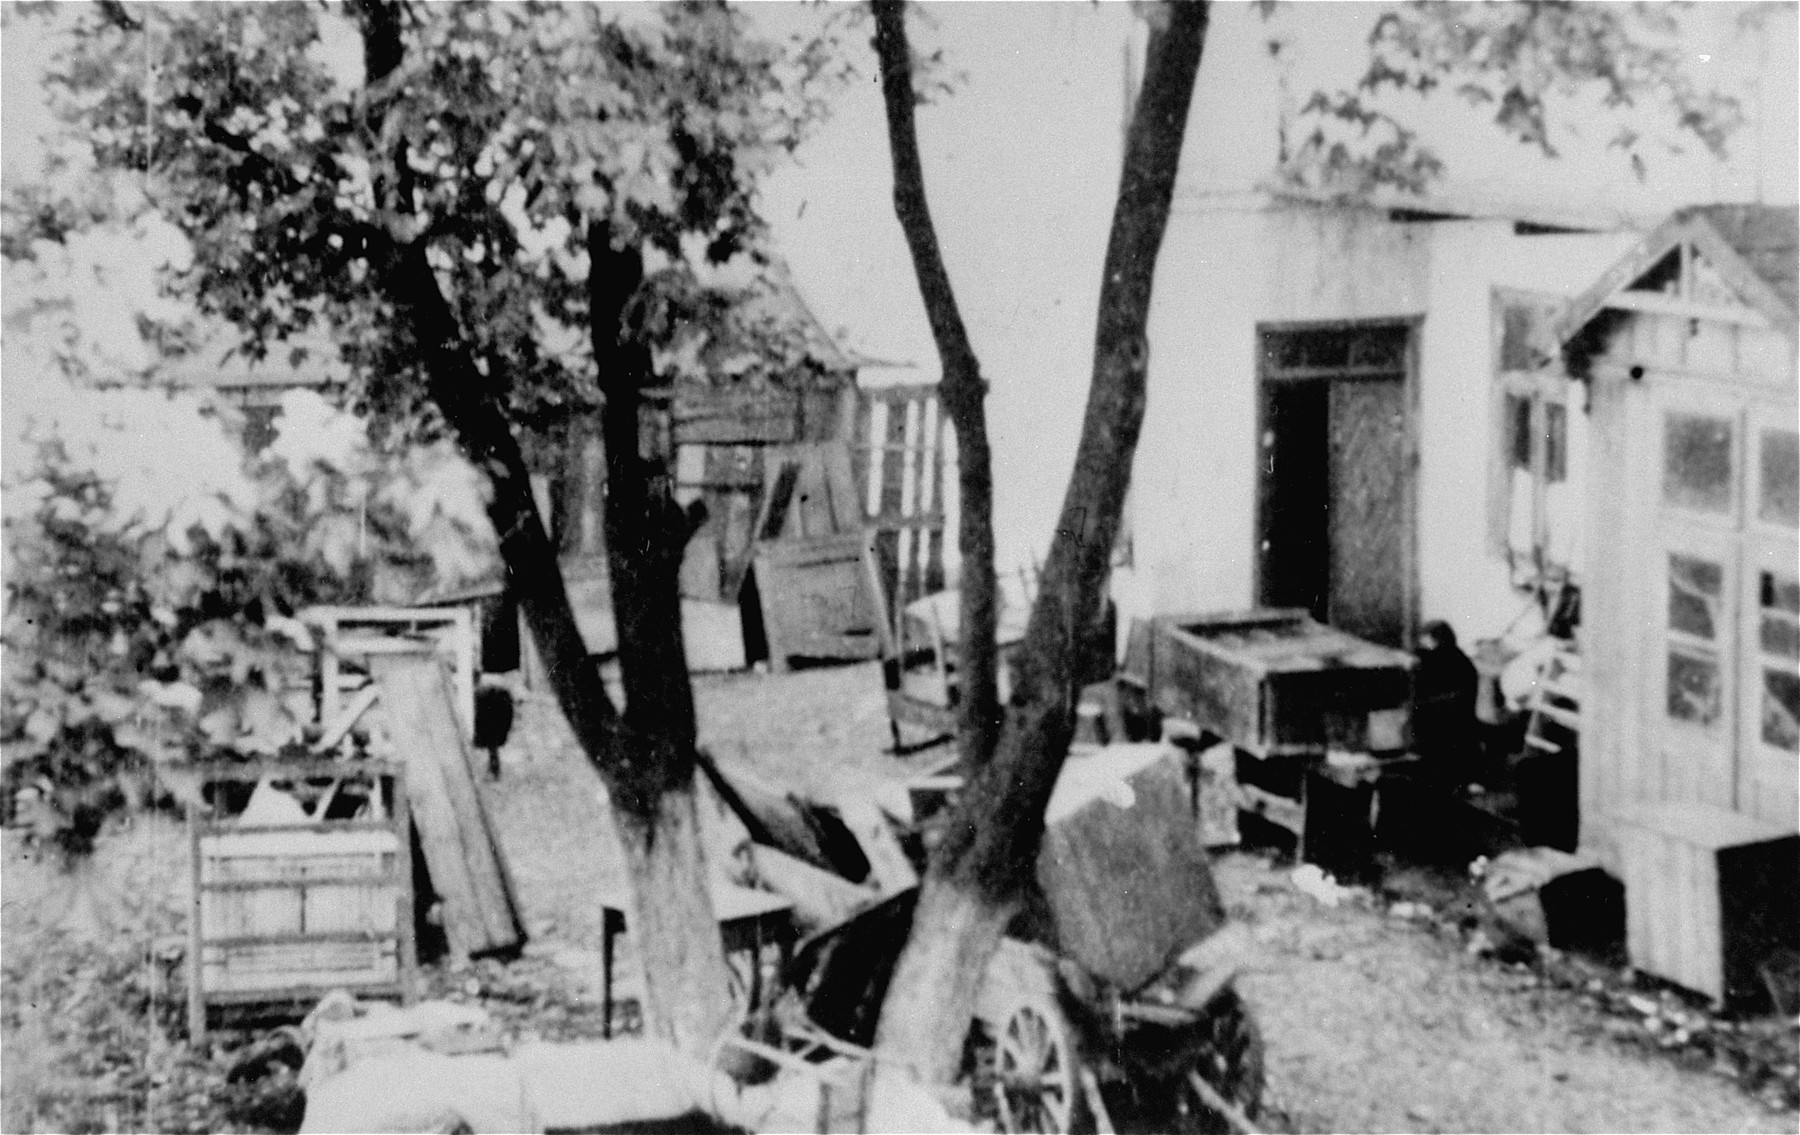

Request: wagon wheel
left=1173, top=989, right=1265, bottom=1134
left=991, top=996, right=1078, bottom=1134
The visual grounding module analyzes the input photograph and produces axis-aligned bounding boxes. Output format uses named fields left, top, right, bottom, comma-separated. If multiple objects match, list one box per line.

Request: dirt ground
left=488, top=661, right=1796, bottom=1134
left=5, top=659, right=1795, bottom=1133
left=1213, top=853, right=1793, bottom=1134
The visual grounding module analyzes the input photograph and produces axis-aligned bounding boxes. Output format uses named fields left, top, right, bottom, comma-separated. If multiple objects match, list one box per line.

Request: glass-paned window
left=1669, top=554, right=1723, bottom=639
left=1758, top=429, right=1799, bottom=528
left=1500, top=306, right=1535, bottom=371
left=1762, top=571, right=1800, bottom=658
left=1663, top=413, right=1735, bottom=514
left=1759, top=570, right=1800, bottom=751
left=1508, top=394, right=1533, bottom=470
left=1544, top=402, right=1567, bottom=485
left=1764, top=668, right=1800, bottom=751
left=1668, top=650, right=1723, bottom=725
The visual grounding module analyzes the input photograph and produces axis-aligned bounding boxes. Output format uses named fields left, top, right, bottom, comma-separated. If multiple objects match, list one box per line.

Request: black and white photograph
left=2, top=2, right=1796, bottom=1132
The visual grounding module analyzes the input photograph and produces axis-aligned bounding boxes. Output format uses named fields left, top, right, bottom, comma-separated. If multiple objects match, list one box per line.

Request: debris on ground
left=1289, top=863, right=1364, bottom=908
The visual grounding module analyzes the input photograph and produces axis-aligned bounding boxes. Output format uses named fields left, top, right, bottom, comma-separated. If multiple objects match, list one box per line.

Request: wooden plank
left=200, top=874, right=402, bottom=892
left=390, top=765, right=418, bottom=1005
left=188, top=806, right=206, bottom=1040
left=369, top=655, right=523, bottom=957
left=823, top=441, right=861, bottom=534
left=314, top=686, right=382, bottom=753
left=754, top=532, right=885, bottom=665
left=796, top=446, right=835, bottom=538
left=673, top=387, right=799, bottom=445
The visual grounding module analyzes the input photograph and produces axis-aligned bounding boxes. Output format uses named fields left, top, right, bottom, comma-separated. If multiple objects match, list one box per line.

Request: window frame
left=1489, top=288, right=1576, bottom=581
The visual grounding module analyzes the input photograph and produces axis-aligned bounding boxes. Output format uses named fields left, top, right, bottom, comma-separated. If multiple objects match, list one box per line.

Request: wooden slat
left=185, top=758, right=402, bottom=784
left=672, top=387, right=800, bottom=445
left=369, top=656, right=524, bottom=957
left=315, top=686, right=382, bottom=753
left=199, top=929, right=399, bottom=949
left=197, top=819, right=398, bottom=837
left=864, top=511, right=947, bottom=530
left=199, top=873, right=404, bottom=893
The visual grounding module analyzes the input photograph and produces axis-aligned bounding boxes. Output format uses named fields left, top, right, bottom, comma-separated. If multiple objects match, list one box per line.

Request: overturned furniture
left=1125, top=609, right=1416, bottom=871
left=767, top=744, right=1264, bottom=1134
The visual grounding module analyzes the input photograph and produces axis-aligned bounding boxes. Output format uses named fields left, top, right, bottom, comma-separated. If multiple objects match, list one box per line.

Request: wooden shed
left=1555, top=205, right=1798, bottom=1004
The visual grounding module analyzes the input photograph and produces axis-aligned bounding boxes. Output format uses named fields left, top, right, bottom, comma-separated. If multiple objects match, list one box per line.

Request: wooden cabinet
left=1135, top=609, right=1414, bottom=758
left=1617, top=803, right=1798, bottom=1005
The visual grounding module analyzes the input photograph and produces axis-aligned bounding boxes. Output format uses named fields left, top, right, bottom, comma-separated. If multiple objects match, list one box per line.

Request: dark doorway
left=1260, top=382, right=1331, bottom=620
left=1258, top=323, right=1415, bottom=647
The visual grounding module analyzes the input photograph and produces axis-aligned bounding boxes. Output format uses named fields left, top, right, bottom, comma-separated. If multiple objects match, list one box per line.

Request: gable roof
left=1554, top=204, right=1799, bottom=344
left=1687, top=204, right=1798, bottom=315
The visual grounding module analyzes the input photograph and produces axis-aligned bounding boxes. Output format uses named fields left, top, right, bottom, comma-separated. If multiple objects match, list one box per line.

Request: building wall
left=1580, top=309, right=1800, bottom=867
left=1118, top=200, right=1634, bottom=649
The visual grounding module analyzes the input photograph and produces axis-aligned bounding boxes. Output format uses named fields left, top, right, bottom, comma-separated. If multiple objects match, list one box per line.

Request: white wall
left=1118, top=200, right=1636, bottom=648
left=1119, top=202, right=1431, bottom=623
left=1415, top=224, right=1636, bottom=641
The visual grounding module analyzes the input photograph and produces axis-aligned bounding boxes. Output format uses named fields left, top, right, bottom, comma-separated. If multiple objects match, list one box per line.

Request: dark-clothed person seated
left=1413, top=619, right=1478, bottom=786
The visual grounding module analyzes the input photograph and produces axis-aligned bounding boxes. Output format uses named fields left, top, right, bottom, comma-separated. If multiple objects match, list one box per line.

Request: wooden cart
left=753, top=746, right=1265, bottom=1134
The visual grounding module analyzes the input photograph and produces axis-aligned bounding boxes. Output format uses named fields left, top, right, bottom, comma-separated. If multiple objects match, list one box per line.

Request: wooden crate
left=1139, top=610, right=1414, bottom=758
left=1617, top=803, right=1799, bottom=1005
left=188, top=759, right=415, bottom=1037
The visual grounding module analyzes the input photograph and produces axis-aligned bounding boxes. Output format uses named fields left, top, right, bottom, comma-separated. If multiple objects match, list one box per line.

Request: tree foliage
left=13, top=0, right=848, bottom=1051
left=1, top=371, right=495, bottom=857
left=1284, top=0, right=1747, bottom=195
left=45, top=1, right=839, bottom=440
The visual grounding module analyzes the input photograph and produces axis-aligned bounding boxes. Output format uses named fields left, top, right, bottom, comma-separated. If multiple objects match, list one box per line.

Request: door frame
left=1254, top=317, right=1422, bottom=645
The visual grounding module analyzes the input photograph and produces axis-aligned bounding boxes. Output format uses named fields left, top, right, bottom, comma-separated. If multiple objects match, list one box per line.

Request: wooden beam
left=1603, top=290, right=1771, bottom=327
left=369, top=655, right=523, bottom=957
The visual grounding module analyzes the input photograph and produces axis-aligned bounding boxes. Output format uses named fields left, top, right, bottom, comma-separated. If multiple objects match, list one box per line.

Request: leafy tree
left=1, top=368, right=496, bottom=858
left=19, top=0, right=843, bottom=1053
left=867, top=0, right=1747, bottom=1096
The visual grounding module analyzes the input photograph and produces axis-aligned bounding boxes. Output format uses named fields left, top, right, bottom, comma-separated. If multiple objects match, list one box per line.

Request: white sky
left=749, top=1, right=1799, bottom=566
left=4, top=1, right=1796, bottom=570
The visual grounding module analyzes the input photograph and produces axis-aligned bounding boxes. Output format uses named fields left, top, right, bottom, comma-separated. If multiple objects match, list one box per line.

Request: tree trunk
left=872, top=0, right=1211, bottom=1089
left=587, top=224, right=735, bottom=1051
left=611, top=784, right=734, bottom=1055
left=871, top=0, right=1002, bottom=765
left=351, top=0, right=731, bottom=1057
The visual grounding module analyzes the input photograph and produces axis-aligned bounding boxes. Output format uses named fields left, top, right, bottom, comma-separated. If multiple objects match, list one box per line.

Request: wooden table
left=600, top=884, right=797, bottom=1037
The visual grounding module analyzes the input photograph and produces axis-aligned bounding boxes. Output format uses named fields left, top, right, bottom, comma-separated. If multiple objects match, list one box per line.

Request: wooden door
left=1640, top=384, right=1800, bottom=830
left=1645, top=385, right=1746, bottom=813
left=1328, top=378, right=1410, bottom=646
left=1738, top=409, right=1799, bottom=828
left=1258, top=323, right=1414, bottom=648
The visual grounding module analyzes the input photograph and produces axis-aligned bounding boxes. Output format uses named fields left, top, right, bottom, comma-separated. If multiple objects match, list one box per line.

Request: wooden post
left=318, top=610, right=341, bottom=740
left=186, top=803, right=205, bottom=1043
left=391, top=764, right=419, bottom=1006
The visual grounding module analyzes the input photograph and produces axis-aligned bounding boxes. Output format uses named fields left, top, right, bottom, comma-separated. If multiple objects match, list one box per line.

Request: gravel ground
left=487, top=661, right=1796, bottom=1134
left=6, top=660, right=1793, bottom=1133
left=1213, top=854, right=1795, bottom=1134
